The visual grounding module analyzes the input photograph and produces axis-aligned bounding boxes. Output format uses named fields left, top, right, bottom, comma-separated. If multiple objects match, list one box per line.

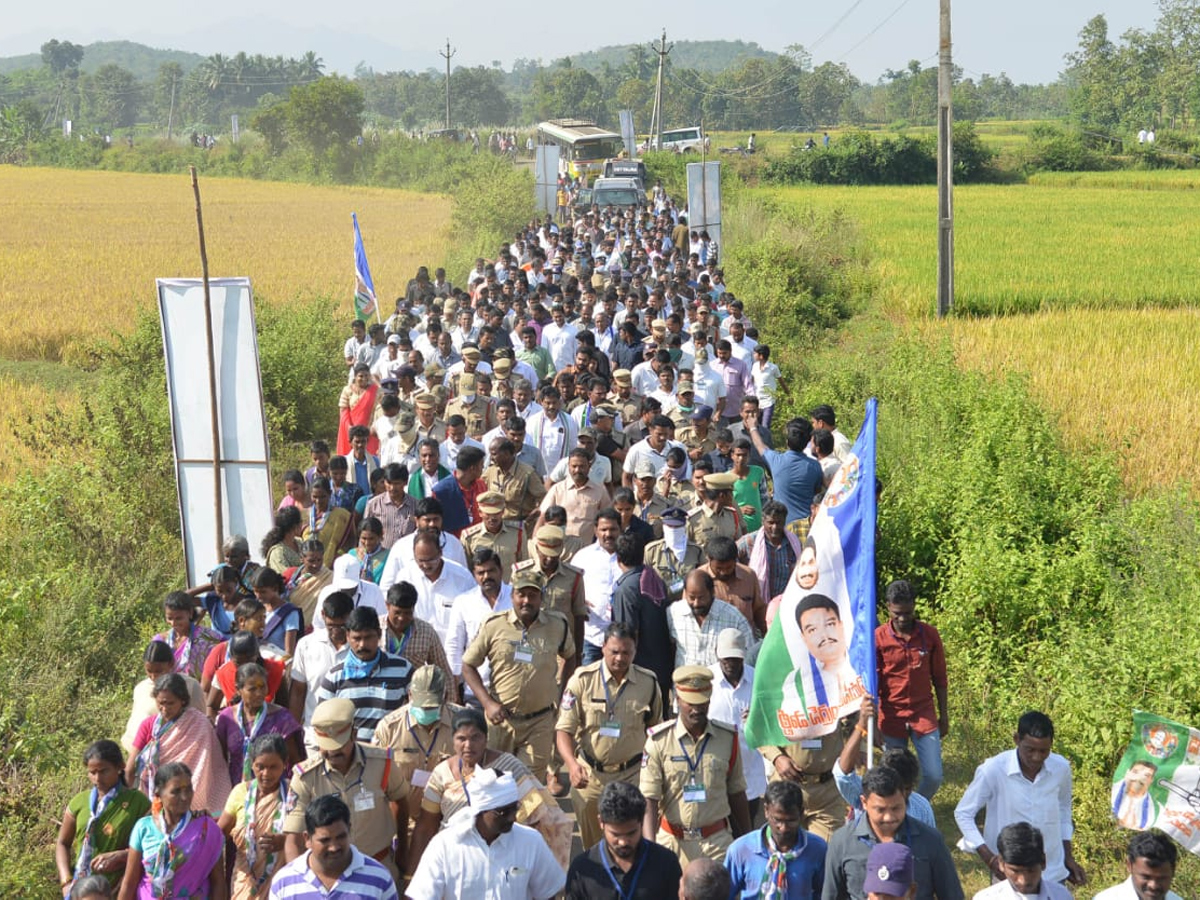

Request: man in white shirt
left=1093, top=831, right=1183, bottom=900
left=954, top=711, right=1086, bottom=887
left=444, top=548, right=512, bottom=703
left=311, top=559, right=387, bottom=633
left=407, top=768, right=565, bottom=900
left=539, top=305, right=579, bottom=371
left=439, top=416, right=485, bottom=470
left=622, top=415, right=684, bottom=486
left=395, top=528, right=478, bottom=644
left=707, top=629, right=767, bottom=821
left=289, top=590, right=351, bottom=753
left=379, top=498, right=469, bottom=591
left=526, top=386, right=578, bottom=475
left=972, top=822, right=1073, bottom=900
left=570, top=511, right=622, bottom=666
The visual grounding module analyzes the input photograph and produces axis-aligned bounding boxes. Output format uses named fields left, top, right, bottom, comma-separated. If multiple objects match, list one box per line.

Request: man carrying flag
left=745, top=400, right=879, bottom=840
left=353, top=212, right=379, bottom=321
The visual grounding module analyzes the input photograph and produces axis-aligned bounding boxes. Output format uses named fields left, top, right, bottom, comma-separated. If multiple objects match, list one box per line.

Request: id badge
left=682, top=782, right=707, bottom=804
left=514, top=641, right=534, bottom=664
left=353, top=789, right=376, bottom=812
left=800, top=739, right=822, bottom=749
left=598, top=719, right=622, bottom=739
left=411, top=769, right=431, bottom=788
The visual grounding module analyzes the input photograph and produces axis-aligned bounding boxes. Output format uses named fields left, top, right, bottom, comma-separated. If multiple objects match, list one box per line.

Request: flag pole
left=189, top=165, right=224, bottom=562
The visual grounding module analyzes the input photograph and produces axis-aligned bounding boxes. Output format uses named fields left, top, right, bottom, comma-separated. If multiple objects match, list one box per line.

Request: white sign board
left=231, top=114, right=240, bottom=143
left=157, top=277, right=273, bottom=586
left=686, top=161, right=722, bottom=257
left=619, top=110, right=636, bottom=157
left=534, top=144, right=561, bottom=214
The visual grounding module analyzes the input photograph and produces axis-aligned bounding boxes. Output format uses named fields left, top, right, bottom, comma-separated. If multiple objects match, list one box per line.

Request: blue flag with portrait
left=745, top=398, right=878, bottom=746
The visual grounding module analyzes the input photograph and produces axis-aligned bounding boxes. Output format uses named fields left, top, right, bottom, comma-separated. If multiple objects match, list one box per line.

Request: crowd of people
left=54, top=193, right=1185, bottom=900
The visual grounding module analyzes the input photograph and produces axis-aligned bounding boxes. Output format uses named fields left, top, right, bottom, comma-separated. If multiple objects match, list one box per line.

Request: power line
left=835, top=0, right=916, bottom=63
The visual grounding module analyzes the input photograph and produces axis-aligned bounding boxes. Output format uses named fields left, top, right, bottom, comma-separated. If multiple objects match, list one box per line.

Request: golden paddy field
left=0, top=167, right=452, bottom=362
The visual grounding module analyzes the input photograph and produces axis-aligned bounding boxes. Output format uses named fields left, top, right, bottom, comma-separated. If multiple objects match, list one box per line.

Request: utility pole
left=936, top=0, right=954, bottom=317
left=650, top=30, right=672, bottom=151
left=439, top=39, right=456, bottom=131
left=167, top=73, right=177, bottom=142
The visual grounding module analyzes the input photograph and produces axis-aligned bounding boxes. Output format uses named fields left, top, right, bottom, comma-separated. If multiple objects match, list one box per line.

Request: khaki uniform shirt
left=686, top=505, right=739, bottom=547
left=284, top=745, right=409, bottom=856
left=541, top=479, right=608, bottom=544
left=462, top=521, right=527, bottom=573
left=656, top=476, right=696, bottom=509
left=643, top=541, right=707, bottom=602
left=677, top=425, right=717, bottom=460
left=633, top=493, right=671, bottom=539
left=640, top=718, right=746, bottom=828
left=512, top=559, right=587, bottom=642
left=483, top=461, right=546, bottom=520
left=462, top=608, right=573, bottom=714
left=759, top=718, right=852, bottom=778
left=415, top=419, right=447, bottom=444
left=556, top=661, right=663, bottom=768
left=445, top=396, right=496, bottom=438
left=610, top=394, right=640, bottom=426
left=372, top=703, right=463, bottom=813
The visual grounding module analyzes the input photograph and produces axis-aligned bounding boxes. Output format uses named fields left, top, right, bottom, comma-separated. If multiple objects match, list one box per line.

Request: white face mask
left=461, top=393, right=476, bottom=404
left=663, top=523, right=688, bottom=559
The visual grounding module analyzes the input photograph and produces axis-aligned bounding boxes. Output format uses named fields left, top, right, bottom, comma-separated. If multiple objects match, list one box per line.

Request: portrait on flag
left=745, top=400, right=879, bottom=747
left=1112, top=711, right=1200, bottom=855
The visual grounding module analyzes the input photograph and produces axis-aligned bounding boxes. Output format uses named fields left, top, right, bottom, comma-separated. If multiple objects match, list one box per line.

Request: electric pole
left=650, top=30, right=672, bottom=152
left=439, top=39, right=456, bottom=131
left=167, top=73, right=177, bottom=142
left=936, top=0, right=954, bottom=317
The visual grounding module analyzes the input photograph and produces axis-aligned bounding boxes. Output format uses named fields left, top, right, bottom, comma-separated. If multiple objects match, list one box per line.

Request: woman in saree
left=281, top=539, right=331, bottom=627
left=260, top=508, right=303, bottom=576
left=214, top=663, right=302, bottom=788
left=153, top=593, right=224, bottom=682
left=122, top=642, right=206, bottom=756
left=337, top=364, right=379, bottom=457
left=274, top=470, right=310, bottom=515
left=126, top=674, right=232, bottom=817
left=117, top=762, right=226, bottom=900
left=405, top=707, right=573, bottom=875
left=303, top=477, right=355, bottom=568
left=217, top=735, right=291, bottom=900
left=56, top=740, right=151, bottom=896
left=343, top=517, right=389, bottom=585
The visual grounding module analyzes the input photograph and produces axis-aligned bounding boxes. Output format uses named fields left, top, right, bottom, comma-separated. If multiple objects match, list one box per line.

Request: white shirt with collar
left=440, top=435, right=486, bottom=470
left=290, top=629, right=348, bottom=743
left=510, top=358, right=539, bottom=389
left=379, top=532, right=469, bottom=593
left=954, top=748, right=1076, bottom=883
left=972, top=877, right=1075, bottom=900
left=707, top=662, right=766, bottom=800
left=311, top=581, right=387, bottom=632
left=397, top=558, right=478, bottom=644
left=407, top=818, right=565, bottom=900
left=572, top=542, right=620, bottom=647
left=526, top=409, right=578, bottom=474
left=445, top=584, right=513, bottom=700
left=1092, top=877, right=1181, bottom=900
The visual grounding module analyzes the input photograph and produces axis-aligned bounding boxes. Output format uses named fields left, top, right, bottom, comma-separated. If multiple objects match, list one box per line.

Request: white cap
left=716, top=627, right=747, bottom=660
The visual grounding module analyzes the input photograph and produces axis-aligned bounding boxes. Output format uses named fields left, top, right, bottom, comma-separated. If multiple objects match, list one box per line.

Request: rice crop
left=0, top=167, right=452, bottom=362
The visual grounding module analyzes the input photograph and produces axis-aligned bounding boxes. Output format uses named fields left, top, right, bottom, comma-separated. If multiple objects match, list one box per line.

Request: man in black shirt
left=565, top=781, right=682, bottom=900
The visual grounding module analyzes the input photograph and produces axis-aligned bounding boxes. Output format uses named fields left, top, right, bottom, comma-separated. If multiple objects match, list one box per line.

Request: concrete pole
left=936, top=0, right=954, bottom=317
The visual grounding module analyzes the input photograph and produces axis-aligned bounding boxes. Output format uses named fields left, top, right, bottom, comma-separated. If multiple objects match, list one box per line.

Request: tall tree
left=41, top=39, right=84, bottom=75
left=1064, top=15, right=1122, bottom=130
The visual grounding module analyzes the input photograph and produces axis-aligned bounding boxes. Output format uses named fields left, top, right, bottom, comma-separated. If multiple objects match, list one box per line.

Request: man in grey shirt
left=823, top=766, right=963, bottom=900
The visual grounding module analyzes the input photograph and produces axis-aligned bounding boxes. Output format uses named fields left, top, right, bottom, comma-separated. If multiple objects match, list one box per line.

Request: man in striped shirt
left=271, top=794, right=399, bottom=899
left=315, top=606, right=414, bottom=743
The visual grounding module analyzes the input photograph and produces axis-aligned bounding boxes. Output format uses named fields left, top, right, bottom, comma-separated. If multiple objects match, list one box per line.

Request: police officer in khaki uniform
left=556, top=621, right=663, bottom=850
left=639, top=666, right=751, bottom=865
left=644, top=507, right=708, bottom=603
left=461, top=568, right=575, bottom=777
left=371, top=665, right=463, bottom=824
left=444, top=373, right=496, bottom=437
left=609, top=370, right=640, bottom=424
left=512, top=525, right=587, bottom=659
left=677, top=405, right=718, bottom=462
left=413, top=392, right=447, bottom=443
left=462, top=491, right=527, bottom=573
left=284, top=698, right=411, bottom=884
left=686, top=471, right=742, bottom=547
left=757, top=715, right=857, bottom=840
left=491, top=355, right=515, bottom=400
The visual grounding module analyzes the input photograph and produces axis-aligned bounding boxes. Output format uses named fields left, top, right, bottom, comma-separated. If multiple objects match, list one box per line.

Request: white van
left=656, top=125, right=704, bottom=153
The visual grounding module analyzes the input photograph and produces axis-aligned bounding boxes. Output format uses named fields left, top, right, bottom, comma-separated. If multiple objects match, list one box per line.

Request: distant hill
left=565, top=40, right=777, bottom=74
left=0, top=40, right=205, bottom=79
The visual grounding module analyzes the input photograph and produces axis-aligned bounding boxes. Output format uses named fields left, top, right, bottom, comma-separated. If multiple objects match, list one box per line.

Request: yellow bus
left=536, top=119, right=624, bottom=180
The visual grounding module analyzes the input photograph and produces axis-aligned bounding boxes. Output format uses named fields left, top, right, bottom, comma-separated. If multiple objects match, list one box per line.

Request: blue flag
left=352, top=212, right=377, bottom=319
left=745, top=398, right=879, bottom=746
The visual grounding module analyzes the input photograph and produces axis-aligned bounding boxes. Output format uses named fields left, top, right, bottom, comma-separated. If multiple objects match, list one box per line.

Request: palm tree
left=301, top=51, right=324, bottom=79
left=203, top=53, right=229, bottom=92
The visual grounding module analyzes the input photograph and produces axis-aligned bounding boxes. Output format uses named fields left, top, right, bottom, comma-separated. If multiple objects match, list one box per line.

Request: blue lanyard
left=388, top=626, right=412, bottom=657
left=601, top=674, right=628, bottom=719
left=408, top=713, right=440, bottom=761
left=600, top=840, right=649, bottom=900
left=677, top=734, right=710, bottom=777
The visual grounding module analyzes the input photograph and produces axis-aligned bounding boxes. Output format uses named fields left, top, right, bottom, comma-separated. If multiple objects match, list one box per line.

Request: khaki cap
left=311, top=698, right=357, bottom=750
left=673, top=666, right=714, bottom=703
left=408, top=665, right=446, bottom=708
left=493, top=357, right=513, bottom=374
left=534, top=525, right=565, bottom=557
left=512, top=568, right=545, bottom=592
left=463, top=346, right=482, bottom=361
left=478, top=491, right=505, bottom=514
left=634, top=460, right=657, bottom=479
left=415, top=393, right=437, bottom=410
left=612, top=369, right=632, bottom=385
left=704, top=471, right=739, bottom=490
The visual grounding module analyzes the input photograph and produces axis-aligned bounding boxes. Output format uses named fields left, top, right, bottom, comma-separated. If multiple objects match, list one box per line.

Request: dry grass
left=0, top=167, right=452, bottom=362
left=932, top=308, right=1200, bottom=492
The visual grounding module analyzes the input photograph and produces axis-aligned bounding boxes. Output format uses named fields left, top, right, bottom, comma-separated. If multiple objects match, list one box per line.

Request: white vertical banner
left=231, top=114, right=240, bottom=143
left=157, top=277, right=273, bottom=586
left=63, top=119, right=72, bottom=138
left=534, top=144, right=561, bottom=214
left=686, top=161, right=722, bottom=255
left=618, top=109, right=636, bottom=156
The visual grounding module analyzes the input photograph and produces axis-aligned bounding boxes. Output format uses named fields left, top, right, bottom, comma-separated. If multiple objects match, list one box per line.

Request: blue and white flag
left=352, top=212, right=377, bottom=319
left=746, top=398, right=879, bottom=745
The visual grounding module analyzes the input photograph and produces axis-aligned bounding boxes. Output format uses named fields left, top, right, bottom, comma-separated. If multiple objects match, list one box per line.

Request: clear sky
left=1, top=0, right=1158, bottom=85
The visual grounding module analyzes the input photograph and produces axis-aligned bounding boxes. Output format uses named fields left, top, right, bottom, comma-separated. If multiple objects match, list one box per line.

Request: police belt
left=506, top=704, right=556, bottom=722
left=581, top=749, right=642, bottom=774
left=659, top=817, right=728, bottom=840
